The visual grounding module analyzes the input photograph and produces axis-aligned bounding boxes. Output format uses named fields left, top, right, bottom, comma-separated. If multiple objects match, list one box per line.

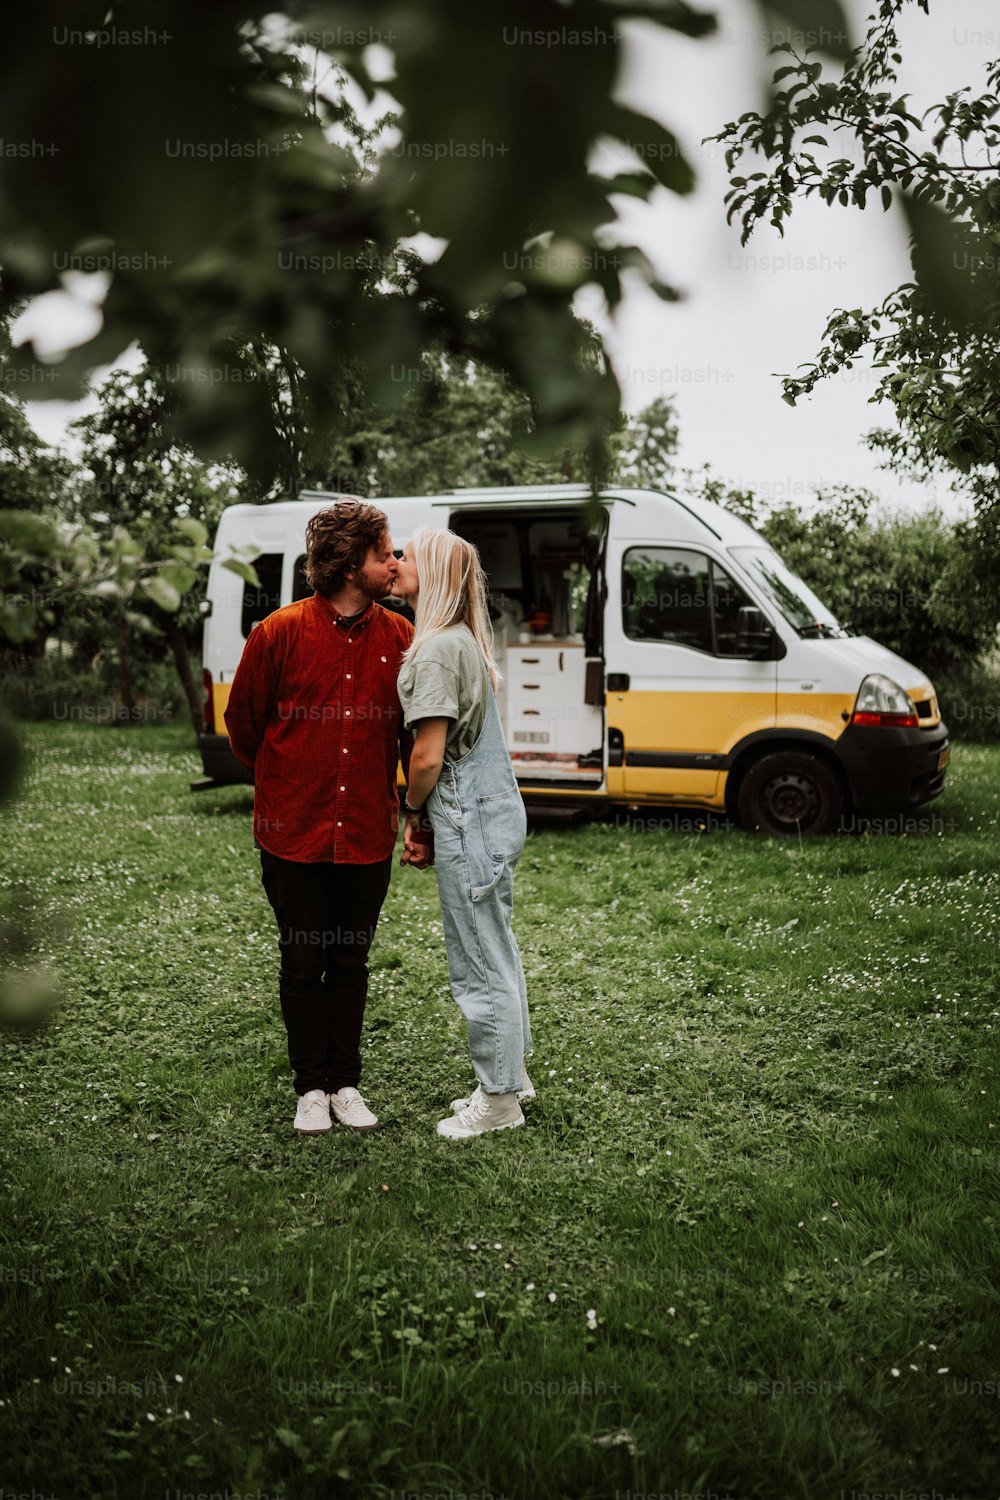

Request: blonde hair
left=401, top=526, right=501, bottom=691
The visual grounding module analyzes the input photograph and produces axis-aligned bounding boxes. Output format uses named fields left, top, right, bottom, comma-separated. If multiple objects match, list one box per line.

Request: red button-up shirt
left=224, top=594, right=414, bottom=864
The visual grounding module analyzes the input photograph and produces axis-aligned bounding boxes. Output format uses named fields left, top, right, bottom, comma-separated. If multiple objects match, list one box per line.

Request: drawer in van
left=507, top=648, right=563, bottom=677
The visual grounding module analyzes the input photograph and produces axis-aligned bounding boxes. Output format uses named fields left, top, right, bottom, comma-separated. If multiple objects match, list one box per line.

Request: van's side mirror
left=735, top=606, right=779, bottom=659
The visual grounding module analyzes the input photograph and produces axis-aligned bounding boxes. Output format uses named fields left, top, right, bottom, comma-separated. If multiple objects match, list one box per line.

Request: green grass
left=2, top=723, right=999, bottom=1500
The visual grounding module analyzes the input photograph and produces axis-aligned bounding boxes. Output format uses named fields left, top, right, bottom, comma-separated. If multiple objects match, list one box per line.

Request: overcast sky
left=21, top=0, right=996, bottom=519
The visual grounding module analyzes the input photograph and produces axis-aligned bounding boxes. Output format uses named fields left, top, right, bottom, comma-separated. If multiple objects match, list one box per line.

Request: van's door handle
left=607, top=673, right=630, bottom=692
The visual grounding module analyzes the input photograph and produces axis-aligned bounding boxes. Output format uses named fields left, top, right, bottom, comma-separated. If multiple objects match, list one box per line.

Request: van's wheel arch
left=731, top=747, right=846, bottom=836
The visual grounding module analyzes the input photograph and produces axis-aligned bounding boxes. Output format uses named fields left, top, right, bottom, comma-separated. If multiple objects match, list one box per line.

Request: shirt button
left=345, top=710, right=351, bottom=716
left=346, top=673, right=352, bottom=680
left=342, top=748, right=348, bottom=754
left=340, top=786, right=346, bottom=792
left=337, top=821, right=342, bottom=827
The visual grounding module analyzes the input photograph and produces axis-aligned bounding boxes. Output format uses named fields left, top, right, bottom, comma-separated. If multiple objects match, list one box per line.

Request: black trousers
left=260, top=849, right=393, bottom=1097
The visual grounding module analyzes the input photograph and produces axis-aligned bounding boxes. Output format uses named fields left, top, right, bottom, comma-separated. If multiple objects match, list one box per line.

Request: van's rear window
left=292, top=554, right=310, bottom=602
left=242, top=552, right=283, bottom=636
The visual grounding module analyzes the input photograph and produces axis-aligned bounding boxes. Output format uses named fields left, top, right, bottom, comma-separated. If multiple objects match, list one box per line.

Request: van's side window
left=291, top=554, right=311, bottom=603
left=622, top=548, right=757, bottom=657
left=241, top=552, right=283, bottom=637
left=711, top=562, right=760, bottom=656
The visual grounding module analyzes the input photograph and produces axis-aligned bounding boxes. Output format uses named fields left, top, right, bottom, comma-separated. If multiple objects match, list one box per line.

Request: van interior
left=449, top=507, right=605, bottom=786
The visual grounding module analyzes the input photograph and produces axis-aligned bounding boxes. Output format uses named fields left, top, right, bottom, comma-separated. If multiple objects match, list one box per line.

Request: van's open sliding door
left=449, top=506, right=606, bottom=793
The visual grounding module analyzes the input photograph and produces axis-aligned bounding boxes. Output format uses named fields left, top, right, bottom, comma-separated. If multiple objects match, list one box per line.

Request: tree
left=316, top=353, right=570, bottom=495
left=69, top=366, right=246, bottom=729
left=0, top=0, right=849, bottom=489
left=710, top=0, right=1000, bottom=575
left=609, top=396, right=680, bottom=489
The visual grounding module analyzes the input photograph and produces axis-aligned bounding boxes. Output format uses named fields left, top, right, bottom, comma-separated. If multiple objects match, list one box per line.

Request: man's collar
left=314, top=594, right=376, bottom=630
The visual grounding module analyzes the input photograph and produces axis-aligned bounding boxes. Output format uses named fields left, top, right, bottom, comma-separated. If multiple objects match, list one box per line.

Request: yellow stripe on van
left=775, top=693, right=855, bottom=738
left=608, top=688, right=777, bottom=804
left=212, top=681, right=231, bottom=732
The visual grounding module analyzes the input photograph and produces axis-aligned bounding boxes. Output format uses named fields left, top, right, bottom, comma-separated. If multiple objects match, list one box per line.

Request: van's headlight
left=851, top=674, right=918, bottom=728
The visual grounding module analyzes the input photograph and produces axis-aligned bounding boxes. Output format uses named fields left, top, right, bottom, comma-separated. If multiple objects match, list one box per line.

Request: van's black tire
left=736, top=751, right=843, bottom=836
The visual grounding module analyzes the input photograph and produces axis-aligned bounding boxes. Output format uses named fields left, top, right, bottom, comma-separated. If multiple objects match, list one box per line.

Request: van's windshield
left=729, top=546, right=847, bottom=638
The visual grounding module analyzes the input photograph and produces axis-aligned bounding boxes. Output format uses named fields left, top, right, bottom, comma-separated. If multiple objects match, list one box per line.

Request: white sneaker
left=437, top=1089, right=524, bottom=1140
left=329, top=1086, right=379, bottom=1131
left=294, top=1089, right=331, bottom=1135
left=451, top=1064, right=535, bottom=1114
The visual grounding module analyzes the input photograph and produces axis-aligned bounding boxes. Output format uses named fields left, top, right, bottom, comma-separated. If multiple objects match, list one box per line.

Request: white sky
left=22, top=0, right=996, bottom=519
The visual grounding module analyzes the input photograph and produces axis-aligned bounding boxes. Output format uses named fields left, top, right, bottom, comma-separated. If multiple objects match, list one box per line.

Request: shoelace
left=336, top=1092, right=369, bottom=1120
left=459, top=1091, right=492, bottom=1126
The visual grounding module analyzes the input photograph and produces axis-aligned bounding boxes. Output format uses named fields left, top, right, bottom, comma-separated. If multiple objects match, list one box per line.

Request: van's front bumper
left=834, top=720, right=950, bottom=812
left=191, top=733, right=253, bottom=791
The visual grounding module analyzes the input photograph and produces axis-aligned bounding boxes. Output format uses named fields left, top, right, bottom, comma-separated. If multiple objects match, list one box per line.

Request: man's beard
left=354, top=563, right=393, bottom=602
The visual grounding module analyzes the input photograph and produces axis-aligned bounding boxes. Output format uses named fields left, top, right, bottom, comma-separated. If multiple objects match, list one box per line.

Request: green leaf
left=0, top=510, right=60, bottom=556
left=592, top=0, right=716, bottom=36
left=602, top=101, right=696, bottom=195
left=174, top=517, right=209, bottom=548
left=158, top=563, right=198, bottom=596
left=903, top=193, right=986, bottom=330
left=140, top=575, right=182, bottom=612
left=222, top=558, right=261, bottom=585
left=592, top=171, right=657, bottom=200
left=759, top=0, right=852, bottom=60
left=275, top=1427, right=310, bottom=1461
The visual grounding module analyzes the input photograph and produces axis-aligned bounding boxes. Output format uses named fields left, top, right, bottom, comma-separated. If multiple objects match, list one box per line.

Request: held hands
left=400, top=808, right=435, bottom=870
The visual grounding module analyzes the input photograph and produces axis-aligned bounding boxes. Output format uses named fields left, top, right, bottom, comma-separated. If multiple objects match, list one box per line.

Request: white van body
left=196, top=486, right=950, bottom=833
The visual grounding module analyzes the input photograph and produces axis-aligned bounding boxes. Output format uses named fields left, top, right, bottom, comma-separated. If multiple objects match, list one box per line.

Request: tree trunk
left=116, top=609, right=136, bottom=724
left=163, top=613, right=204, bottom=737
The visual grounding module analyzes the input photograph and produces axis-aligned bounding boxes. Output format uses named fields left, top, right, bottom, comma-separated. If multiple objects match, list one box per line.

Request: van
left=194, top=484, right=950, bottom=834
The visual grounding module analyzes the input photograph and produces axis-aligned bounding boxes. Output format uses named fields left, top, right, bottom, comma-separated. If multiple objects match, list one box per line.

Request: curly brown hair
left=304, top=499, right=390, bottom=597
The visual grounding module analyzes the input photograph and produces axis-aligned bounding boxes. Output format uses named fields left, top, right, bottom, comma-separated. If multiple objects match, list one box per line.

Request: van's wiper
left=798, top=621, right=841, bottom=639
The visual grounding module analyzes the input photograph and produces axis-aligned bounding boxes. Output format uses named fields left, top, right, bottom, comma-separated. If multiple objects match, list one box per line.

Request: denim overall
left=425, top=672, right=532, bottom=1095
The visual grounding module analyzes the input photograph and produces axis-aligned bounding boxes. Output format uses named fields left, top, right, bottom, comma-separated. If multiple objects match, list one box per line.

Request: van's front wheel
left=736, top=751, right=843, bottom=836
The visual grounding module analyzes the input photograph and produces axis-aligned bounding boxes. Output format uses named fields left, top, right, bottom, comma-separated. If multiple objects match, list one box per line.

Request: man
left=225, top=498, right=431, bottom=1136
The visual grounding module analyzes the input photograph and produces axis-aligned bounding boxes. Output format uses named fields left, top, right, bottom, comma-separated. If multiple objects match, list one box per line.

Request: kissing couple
left=225, top=499, right=534, bottom=1141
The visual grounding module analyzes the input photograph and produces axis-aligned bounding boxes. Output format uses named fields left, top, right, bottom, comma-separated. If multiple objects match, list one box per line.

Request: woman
left=393, top=526, right=534, bottom=1140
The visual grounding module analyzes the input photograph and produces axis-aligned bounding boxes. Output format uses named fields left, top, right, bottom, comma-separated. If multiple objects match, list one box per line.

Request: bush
left=934, top=654, right=1000, bottom=744
left=0, top=650, right=191, bottom=727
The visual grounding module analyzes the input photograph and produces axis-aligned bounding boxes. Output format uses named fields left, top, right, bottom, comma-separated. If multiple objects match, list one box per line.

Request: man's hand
left=401, top=809, right=435, bottom=869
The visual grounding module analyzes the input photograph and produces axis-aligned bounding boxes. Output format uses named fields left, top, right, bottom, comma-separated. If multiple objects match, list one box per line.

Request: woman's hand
left=401, top=809, right=435, bottom=869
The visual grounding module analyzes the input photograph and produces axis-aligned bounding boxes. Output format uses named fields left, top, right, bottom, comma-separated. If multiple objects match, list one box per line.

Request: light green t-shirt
left=398, top=626, right=490, bottom=762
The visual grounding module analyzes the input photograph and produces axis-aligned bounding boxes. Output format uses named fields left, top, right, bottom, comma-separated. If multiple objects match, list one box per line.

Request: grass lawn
left=2, top=722, right=999, bottom=1500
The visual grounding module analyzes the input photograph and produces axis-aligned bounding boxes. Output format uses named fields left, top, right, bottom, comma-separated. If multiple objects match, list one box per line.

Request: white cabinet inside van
left=503, top=639, right=603, bottom=769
